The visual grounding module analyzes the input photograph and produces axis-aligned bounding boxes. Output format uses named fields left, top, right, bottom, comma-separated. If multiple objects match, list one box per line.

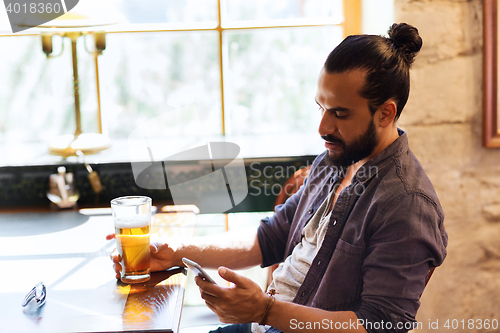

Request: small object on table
left=22, top=281, right=46, bottom=309
left=46, top=167, right=79, bottom=209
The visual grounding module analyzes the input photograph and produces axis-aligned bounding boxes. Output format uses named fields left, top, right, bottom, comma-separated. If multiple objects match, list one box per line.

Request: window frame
left=0, top=0, right=361, bottom=138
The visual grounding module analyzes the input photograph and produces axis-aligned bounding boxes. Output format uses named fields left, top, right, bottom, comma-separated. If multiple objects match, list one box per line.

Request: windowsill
left=0, top=134, right=319, bottom=212
left=0, top=133, right=324, bottom=167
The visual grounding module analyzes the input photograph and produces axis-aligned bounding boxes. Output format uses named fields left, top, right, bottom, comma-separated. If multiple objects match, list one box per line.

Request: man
left=110, top=23, right=447, bottom=333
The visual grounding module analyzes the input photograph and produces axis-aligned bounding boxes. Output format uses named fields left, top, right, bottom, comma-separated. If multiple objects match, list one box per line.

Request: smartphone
left=182, top=257, right=216, bottom=284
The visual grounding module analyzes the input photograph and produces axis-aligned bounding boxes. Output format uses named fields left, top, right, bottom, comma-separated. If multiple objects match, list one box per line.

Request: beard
left=322, top=118, right=378, bottom=168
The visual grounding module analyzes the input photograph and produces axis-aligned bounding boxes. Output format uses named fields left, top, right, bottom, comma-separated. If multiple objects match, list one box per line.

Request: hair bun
left=388, top=23, right=422, bottom=65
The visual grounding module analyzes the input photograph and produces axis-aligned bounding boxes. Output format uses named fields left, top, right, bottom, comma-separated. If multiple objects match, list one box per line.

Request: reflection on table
left=0, top=205, right=198, bottom=333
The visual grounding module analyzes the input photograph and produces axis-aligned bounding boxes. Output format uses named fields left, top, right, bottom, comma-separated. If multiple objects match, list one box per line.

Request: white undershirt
left=252, top=189, right=335, bottom=333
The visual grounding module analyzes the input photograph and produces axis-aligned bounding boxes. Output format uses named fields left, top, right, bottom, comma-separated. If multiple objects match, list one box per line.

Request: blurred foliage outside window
left=0, top=0, right=393, bottom=164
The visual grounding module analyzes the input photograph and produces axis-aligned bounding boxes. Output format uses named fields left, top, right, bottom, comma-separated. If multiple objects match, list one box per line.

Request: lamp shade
left=11, top=0, right=124, bottom=32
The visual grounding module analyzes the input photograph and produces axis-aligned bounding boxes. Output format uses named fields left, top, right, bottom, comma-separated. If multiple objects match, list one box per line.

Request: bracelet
left=259, top=289, right=277, bottom=326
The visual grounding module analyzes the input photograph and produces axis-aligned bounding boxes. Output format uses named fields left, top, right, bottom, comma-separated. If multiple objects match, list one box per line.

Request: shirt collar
left=353, top=128, right=409, bottom=183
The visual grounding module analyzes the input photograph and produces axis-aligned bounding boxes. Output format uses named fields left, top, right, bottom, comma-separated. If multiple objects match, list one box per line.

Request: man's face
left=315, top=69, right=379, bottom=167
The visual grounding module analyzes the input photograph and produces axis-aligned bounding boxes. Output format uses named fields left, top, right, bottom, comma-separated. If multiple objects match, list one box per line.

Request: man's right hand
left=106, top=234, right=177, bottom=279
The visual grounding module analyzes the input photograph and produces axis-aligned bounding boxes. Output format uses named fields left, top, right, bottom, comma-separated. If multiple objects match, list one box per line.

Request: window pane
left=224, top=26, right=342, bottom=136
left=99, top=31, right=221, bottom=141
left=223, top=0, right=342, bottom=22
left=362, top=0, right=394, bottom=35
left=0, top=35, right=97, bottom=144
left=118, top=0, right=218, bottom=24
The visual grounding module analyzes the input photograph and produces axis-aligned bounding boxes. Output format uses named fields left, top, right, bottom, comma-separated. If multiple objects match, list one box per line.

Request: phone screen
left=182, top=257, right=216, bottom=284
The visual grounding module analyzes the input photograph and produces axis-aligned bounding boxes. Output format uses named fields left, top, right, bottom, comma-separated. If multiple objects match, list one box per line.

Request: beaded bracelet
left=259, top=289, right=278, bottom=326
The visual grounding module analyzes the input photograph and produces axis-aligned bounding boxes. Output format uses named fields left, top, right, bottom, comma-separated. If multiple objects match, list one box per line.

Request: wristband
left=259, top=289, right=277, bottom=326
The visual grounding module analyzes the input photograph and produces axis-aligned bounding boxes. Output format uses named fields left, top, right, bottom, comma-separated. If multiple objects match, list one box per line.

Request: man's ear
left=377, top=100, right=398, bottom=127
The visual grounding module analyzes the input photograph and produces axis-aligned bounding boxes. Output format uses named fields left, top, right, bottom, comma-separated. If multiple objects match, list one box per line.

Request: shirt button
left=330, top=177, right=334, bottom=183
left=301, top=291, right=306, bottom=297
left=293, top=241, right=297, bottom=247
left=333, top=219, right=337, bottom=226
left=308, top=208, right=314, bottom=214
left=317, top=260, right=321, bottom=266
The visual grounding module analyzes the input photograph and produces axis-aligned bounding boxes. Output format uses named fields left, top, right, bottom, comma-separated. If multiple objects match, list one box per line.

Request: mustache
left=321, top=135, right=344, bottom=146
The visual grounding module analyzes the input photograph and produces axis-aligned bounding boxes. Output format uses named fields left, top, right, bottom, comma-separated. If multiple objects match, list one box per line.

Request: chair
left=274, top=165, right=311, bottom=210
left=425, top=267, right=435, bottom=287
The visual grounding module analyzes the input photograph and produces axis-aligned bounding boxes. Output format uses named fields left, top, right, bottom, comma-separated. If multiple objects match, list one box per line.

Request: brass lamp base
left=49, top=133, right=111, bottom=157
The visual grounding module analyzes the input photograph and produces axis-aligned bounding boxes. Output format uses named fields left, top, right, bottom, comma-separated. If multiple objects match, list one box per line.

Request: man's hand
left=106, top=233, right=177, bottom=279
left=196, top=267, right=269, bottom=324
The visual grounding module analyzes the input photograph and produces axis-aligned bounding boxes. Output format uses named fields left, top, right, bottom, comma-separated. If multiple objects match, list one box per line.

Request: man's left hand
left=195, top=267, right=269, bottom=324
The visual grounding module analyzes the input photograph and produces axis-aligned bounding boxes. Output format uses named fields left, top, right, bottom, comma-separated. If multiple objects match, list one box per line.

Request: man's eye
left=335, top=112, right=348, bottom=119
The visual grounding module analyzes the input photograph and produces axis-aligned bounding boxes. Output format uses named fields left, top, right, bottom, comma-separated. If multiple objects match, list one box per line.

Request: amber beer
left=111, top=196, right=152, bottom=284
left=115, top=216, right=151, bottom=283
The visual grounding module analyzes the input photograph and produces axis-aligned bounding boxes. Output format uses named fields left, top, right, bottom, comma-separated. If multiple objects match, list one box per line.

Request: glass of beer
left=111, top=196, right=152, bottom=284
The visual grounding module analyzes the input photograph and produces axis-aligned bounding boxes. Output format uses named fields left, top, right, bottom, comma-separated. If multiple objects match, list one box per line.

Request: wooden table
left=0, top=205, right=198, bottom=333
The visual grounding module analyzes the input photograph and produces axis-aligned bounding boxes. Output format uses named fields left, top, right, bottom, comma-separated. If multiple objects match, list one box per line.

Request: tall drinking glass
left=111, top=196, right=152, bottom=284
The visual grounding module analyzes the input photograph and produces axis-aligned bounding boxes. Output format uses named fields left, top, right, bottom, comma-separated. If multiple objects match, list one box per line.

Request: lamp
left=42, top=29, right=110, bottom=156
left=20, top=10, right=123, bottom=157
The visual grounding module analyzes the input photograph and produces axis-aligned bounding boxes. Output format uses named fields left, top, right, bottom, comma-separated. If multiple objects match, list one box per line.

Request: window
left=0, top=0, right=393, bottom=166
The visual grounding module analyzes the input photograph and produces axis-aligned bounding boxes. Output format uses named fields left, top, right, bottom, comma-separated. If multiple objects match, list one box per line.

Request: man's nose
left=318, top=112, right=337, bottom=137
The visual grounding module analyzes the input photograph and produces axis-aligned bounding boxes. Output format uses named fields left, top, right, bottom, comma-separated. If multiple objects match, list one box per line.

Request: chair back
left=274, top=166, right=311, bottom=207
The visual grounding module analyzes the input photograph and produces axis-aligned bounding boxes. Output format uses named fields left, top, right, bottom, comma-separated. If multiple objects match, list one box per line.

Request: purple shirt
left=257, top=130, right=448, bottom=333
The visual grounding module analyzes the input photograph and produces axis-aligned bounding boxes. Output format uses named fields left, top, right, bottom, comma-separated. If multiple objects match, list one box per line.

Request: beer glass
left=111, top=196, right=152, bottom=284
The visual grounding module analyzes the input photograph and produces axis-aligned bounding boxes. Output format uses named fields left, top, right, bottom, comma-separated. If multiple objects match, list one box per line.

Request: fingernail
left=219, top=267, right=226, bottom=275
